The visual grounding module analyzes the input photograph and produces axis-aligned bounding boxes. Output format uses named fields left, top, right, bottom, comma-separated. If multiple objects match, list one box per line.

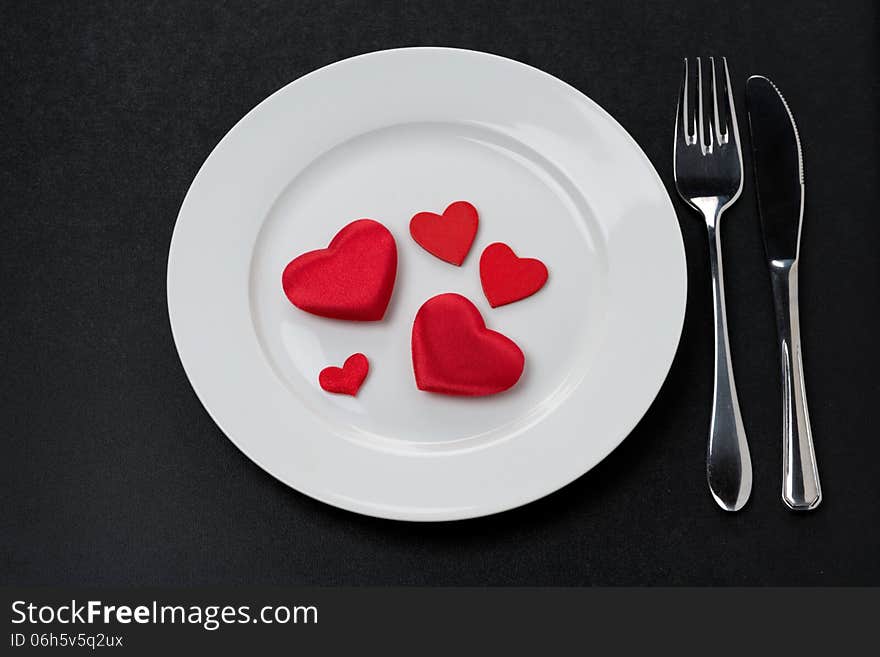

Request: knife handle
left=769, top=259, right=822, bottom=510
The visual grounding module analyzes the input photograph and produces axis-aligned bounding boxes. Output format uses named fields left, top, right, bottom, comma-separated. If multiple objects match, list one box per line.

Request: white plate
left=168, top=48, right=686, bottom=521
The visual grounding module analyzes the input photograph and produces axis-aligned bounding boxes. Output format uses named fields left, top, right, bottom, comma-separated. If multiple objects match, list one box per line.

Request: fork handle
left=769, top=259, right=822, bottom=510
left=705, top=217, right=752, bottom=511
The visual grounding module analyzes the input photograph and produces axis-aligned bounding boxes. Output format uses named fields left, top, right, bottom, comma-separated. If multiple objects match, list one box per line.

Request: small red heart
left=282, top=219, right=397, bottom=321
left=412, top=293, right=524, bottom=396
left=409, top=201, right=479, bottom=266
left=479, top=242, right=549, bottom=308
left=319, top=353, right=370, bottom=396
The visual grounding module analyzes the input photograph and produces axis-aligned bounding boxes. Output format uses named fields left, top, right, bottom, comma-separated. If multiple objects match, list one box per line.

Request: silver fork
left=674, top=57, right=752, bottom=511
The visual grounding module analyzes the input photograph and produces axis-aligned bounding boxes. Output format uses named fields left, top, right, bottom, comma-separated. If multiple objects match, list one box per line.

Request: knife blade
left=746, top=75, right=822, bottom=510
left=746, top=75, right=804, bottom=262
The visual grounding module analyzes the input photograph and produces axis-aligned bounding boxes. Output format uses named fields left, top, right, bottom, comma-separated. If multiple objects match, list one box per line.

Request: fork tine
left=696, top=58, right=704, bottom=150
left=690, top=60, right=698, bottom=144
left=722, top=57, right=738, bottom=146
left=676, top=58, right=690, bottom=146
left=710, top=56, right=724, bottom=144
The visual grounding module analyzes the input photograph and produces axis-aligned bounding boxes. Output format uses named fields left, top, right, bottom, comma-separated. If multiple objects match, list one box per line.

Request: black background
left=2, top=1, right=878, bottom=586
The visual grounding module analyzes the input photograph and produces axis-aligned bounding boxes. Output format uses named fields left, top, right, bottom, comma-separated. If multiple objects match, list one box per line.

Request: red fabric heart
left=319, top=353, right=369, bottom=396
left=411, top=293, right=524, bottom=396
left=282, top=219, right=397, bottom=321
left=479, top=242, right=549, bottom=308
left=409, top=201, right=479, bottom=266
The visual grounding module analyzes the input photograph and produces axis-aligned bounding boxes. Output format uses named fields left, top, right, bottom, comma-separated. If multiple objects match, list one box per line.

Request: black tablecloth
left=3, top=0, right=878, bottom=586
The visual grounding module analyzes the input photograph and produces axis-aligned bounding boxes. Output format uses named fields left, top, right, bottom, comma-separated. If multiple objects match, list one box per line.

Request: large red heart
left=319, top=353, right=369, bottom=396
left=409, top=201, right=478, bottom=266
left=282, top=219, right=397, bottom=321
left=479, top=242, right=549, bottom=308
left=411, top=293, right=524, bottom=396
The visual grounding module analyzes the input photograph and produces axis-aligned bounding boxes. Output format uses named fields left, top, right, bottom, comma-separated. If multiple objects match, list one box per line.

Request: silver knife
left=746, top=76, right=822, bottom=510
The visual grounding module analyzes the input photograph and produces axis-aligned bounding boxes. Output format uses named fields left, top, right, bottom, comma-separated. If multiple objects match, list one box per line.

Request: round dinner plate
left=168, top=48, right=686, bottom=521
